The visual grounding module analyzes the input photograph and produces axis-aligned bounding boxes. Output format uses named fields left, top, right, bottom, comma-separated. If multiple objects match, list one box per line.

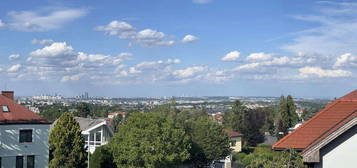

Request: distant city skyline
left=1, top=0, right=357, bottom=98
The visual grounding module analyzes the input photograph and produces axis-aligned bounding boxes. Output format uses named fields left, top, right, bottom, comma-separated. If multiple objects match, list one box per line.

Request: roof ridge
left=273, top=99, right=340, bottom=149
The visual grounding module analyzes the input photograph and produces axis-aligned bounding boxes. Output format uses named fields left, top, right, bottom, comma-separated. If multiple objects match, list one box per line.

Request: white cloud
left=30, top=42, right=75, bottom=58
left=61, top=74, right=82, bottom=82
left=96, top=21, right=176, bottom=47
left=333, top=53, right=357, bottom=68
left=299, top=66, right=352, bottom=78
left=282, top=2, right=357, bottom=55
left=95, top=20, right=135, bottom=36
left=234, top=63, right=260, bottom=71
left=0, top=19, right=5, bottom=28
left=135, top=29, right=174, bottom=47
left=32, top=39, right=54, bottom=45
left=193, top=0, right=212, bottom=4
left=8, top=54, right=20, bottom=60
left=7, top=8, right=87, bottom=31
left=246, top=52, right=272, bottom=61
left=7, top=64, right=22, bottom=72
left=181, top=35, right=198, bottom=43
left=173, top=66, right=207, bottom=78
left=221, top=51, right=240, bottom=62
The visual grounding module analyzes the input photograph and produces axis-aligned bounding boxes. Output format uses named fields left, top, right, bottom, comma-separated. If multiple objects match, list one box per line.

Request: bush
left=90, top=145, right=116, bottom=168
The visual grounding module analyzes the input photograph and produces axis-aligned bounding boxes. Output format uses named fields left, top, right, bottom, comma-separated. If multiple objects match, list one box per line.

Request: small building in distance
left=273, top=90, right=357, bottom=168
left=0, top=91, right=51, bottom=168
left=226, top=130, right=243, bottom=152
left=107, top=111, right=126, bottom=119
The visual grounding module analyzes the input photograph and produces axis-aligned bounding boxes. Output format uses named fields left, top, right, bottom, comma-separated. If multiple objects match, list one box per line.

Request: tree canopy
left=49, top=112, right=87, bottom=168
left=110, top=112, right=191, bottom=168
left=187, top=117, right=231, bottom=167
left=90, top=145, right=116, bottom=168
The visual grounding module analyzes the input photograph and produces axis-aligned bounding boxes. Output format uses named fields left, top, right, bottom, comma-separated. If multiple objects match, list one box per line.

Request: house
left=226, top=130, right=243, bottom=152
left=273, top=90, right=357, bottom=168
left=0, top=91, right=51, bottom=168
left=74, top=117, right=114, bottom=154
left=107, top=111, right=126, bottom=119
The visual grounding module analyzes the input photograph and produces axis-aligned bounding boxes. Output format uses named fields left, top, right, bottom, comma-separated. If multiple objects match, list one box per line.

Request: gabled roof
left=0, top=94, right=50, bottom=124
left=273, top=90, right=357, bottom=150
left=74, top=117, right=114, bottom=136
left=226, top=130, right=243, bottom=137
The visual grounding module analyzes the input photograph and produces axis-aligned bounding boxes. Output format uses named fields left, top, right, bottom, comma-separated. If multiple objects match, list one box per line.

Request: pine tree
left=287, top=95, right=299, bottom=127
left=49, top=112, right=87, bottom=168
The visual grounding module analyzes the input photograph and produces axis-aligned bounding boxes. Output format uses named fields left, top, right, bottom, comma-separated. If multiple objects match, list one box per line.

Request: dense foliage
left=233, top=145, right=307, bottom=168
left=224, top=100, right=267, bottom=146
left=110, top=112, right=191, bottom=168
left=187, top=117, right=231, bottom=167
left=90, top=145, right=116, bottom=168
left=49, top=112, right=87, bottom=168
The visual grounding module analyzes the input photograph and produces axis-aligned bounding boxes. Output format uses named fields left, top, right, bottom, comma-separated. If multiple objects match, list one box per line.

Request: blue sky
left=0, top=0, right=356, bottom=98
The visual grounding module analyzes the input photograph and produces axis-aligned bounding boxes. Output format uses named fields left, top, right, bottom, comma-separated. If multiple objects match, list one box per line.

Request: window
left=0, top=157, right=2, bottom=168
left=16, top=156, right=23, bottom=168
left=27, top=155, right=35, bottom=168
left=2, top=105, right=9, bottom=112
left=19, top=130, right=32, bottom=143
left=231, top=140, right=236, bottom=147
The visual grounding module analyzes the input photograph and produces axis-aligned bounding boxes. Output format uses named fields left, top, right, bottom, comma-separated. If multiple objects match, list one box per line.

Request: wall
left=0, top=124, right=50, bottom=168
left=320, top=125, right=357, bottom=168
left=230, top=137, right=242, bottom=152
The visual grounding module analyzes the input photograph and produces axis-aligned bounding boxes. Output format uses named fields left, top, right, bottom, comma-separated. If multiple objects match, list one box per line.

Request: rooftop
left=273, top=89, right=357, bottom=150
left=0, top=91, right=50, bottom=124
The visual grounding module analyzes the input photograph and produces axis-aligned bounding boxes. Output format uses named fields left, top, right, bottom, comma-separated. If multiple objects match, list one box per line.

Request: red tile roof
left=0, top=93, right=50, bottom=124
left=226, top=130, right=243, bottom=137
left=273, top=90, right=357, bottom=150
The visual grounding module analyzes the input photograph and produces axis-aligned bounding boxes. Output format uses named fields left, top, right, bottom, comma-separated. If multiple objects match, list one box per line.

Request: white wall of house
left=83, top=124, right=112, bottom=154
left=0, top=124, right=50, bottom=168
left=321, top=125, right=357, bottom=168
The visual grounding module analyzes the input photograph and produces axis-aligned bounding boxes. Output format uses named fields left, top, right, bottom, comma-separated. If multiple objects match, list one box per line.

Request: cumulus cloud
left=7, top=8, right=87, bottom=31
left=173, top=66, right=207, bottom=78
left=8, top=54, right=20, bottom=60
left=221, top=51, right=240, bottom=62
left=333, top=53, right=357, bottom=68
left=193, top=0, right=212, bottom=4
left=96, top=20, right=178, bottom=47
left=32, top=39, right=54, bottom=45
left=299, top=66, right=352, bottom=78
left=246, top=52, right=272, bottom=61
left=0, top=19, right=5, bottom=28
left=7, top=64, right=22, bottom=72
left=181, top=35, right=198, bottom=43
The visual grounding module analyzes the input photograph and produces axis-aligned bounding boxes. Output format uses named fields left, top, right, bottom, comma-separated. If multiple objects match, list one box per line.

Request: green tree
left=90, top=145, right=116, bottom=168
left=49, top=112, right=87, bottom=168
left=187, top=117, right=231, bottom=167
left=110, top=112, right=191, bottom=168
left=243, top=108, right=266, bottom=146
left=111, top=114, right=123, bottom=133
left=224, top=100, right=246, bottom=132
left=75, top=102, right=91, bottom=117
left=276, top=95, right=299, bottom=136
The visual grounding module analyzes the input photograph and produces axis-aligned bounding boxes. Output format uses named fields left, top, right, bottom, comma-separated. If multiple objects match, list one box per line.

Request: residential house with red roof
left=273, top=90, right=357, bottom=168
left=226, top=130, right=243, bottom=152
left=0, top=91, right=51, bottom=168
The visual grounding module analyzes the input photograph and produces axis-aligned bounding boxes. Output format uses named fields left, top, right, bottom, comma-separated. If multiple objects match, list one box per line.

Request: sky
left=0, top=0, right=357, bottom=98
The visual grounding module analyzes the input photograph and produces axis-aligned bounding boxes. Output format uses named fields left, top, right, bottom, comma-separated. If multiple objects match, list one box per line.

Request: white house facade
left=74, top=117, right=114, bottom=154
left=0, top=91, right=51, bottom=168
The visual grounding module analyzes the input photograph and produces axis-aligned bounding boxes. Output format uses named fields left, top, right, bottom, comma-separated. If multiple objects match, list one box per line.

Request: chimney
left=2, top=91, right=14, bottom=100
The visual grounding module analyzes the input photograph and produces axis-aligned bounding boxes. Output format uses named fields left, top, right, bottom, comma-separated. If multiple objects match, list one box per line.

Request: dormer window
left=2, top=105, right=9, bottom=112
